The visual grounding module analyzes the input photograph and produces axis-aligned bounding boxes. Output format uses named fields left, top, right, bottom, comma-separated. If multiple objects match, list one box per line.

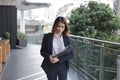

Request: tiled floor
left=0, top=44, right=84, bottom=80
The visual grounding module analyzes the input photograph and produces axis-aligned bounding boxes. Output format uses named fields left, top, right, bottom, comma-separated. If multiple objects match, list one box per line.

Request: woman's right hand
left=49, top=55, right=54, bottom=63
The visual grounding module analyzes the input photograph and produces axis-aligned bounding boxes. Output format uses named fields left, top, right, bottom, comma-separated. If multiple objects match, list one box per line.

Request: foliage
left=69, top=1, right=120, bottom=80
left=17, top=32, right=27, bottom=40
left=105, top=33, right=120, bottom=49
left=69, top=1, right=120, bottom=40
left=2, top=32, right=10, bottom=39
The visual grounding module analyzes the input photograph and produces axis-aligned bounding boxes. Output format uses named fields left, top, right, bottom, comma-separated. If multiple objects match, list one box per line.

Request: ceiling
left=0, top=0, right=51, bottom=10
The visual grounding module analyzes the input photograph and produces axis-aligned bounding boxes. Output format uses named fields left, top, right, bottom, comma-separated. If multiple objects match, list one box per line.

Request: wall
left=0, top=5, right=17, bottom=48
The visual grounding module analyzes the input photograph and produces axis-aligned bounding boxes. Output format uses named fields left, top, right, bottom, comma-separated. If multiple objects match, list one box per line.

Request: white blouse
left=52, top=34, right=65, bottom=55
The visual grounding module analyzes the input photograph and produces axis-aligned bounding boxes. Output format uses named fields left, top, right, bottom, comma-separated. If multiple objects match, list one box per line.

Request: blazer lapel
left=63, top=35, right=68, bottom=47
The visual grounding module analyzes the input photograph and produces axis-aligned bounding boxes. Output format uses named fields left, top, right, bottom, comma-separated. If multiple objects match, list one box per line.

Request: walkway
left=0, top=44, right=84, bottom=80
left=0, top=44, right=46, bottom=80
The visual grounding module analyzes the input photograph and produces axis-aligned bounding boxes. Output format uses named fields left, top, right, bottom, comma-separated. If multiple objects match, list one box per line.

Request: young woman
left=40, top=16, right=74, bottom=80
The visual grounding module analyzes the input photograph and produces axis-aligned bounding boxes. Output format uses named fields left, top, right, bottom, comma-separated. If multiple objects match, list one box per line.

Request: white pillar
left=20, top=10, right=25, bottom=33
left=117, top=55, right=120, bottom=80
left=116, top=0, right=120, bottom=16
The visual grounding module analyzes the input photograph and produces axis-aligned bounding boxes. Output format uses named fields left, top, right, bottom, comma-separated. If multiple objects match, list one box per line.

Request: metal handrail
left=70, top=34, right=120, bottom=80
left=70, top=35, right=120, bottom=46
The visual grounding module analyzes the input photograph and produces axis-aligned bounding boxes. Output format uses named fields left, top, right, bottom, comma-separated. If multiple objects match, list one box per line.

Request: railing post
left=117, top=55, right=120, bottom=80
left=85, top=40, right=90, bottom=73
left=99, top=44, right=104, bottom=80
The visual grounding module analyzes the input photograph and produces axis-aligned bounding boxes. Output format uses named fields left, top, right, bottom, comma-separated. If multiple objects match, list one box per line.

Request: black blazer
left=40, top=33, right=73, bottom=73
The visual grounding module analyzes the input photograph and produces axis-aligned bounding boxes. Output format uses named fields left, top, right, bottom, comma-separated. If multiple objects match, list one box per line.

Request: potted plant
left=2, top=32, right=10, bottom=39
left=16, top=32, right=27, bottom=47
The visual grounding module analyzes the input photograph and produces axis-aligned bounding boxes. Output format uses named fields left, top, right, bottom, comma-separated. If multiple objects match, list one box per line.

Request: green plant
left=17, top=32, right=27, bottom=40
left=69, top=1, right=120, bottom=40
left=2, top=32, right=10, bottom=39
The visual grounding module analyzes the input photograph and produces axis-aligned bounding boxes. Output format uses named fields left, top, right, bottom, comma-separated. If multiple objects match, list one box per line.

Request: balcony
left=0, top=33, right=120, bottom=80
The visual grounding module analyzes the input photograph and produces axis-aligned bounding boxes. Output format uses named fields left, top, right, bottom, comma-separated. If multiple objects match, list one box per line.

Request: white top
left=52, top=34, right=65, bottom=55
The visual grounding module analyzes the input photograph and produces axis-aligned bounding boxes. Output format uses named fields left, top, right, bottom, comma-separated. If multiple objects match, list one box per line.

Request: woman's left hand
left=52, top=57, right=59, bottom=64
left=50, top=55, right=59, bottom=64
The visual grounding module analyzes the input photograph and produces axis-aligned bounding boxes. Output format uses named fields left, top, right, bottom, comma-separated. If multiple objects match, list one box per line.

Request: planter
left=16, top=32, right=27, bottom=47
left=16, top=39, right=27, bottom=47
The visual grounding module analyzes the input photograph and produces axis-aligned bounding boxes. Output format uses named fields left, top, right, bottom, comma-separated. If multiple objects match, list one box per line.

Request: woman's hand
left=49, top=55, right=59, bottom=64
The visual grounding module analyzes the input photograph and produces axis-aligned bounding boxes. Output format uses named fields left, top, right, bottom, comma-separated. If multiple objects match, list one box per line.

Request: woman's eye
left=57, top=26, right=64, bottom=28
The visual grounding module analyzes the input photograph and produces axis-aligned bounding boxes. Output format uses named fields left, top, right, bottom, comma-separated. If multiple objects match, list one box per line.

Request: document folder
left=52, top=45, right=72, bottom=57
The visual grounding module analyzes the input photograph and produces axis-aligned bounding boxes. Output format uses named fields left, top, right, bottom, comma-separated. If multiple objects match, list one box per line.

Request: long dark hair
left=52, top=16, right=70, bottom=37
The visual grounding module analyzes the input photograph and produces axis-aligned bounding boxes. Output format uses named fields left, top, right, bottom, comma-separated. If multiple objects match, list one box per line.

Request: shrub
left=17, top=32, right=27, bottom=40
left=2, top=32, right=10, bottom=39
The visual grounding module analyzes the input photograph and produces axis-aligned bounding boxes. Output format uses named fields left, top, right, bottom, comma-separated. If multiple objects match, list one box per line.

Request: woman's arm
left=40, top=34, right=50, bottom=59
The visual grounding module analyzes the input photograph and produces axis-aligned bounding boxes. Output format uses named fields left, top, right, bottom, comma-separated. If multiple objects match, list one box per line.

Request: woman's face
left=55, top=22, right=65, bottom=34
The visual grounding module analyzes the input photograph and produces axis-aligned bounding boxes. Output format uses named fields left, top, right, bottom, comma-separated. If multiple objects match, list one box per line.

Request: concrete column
left=20, top=10, right=25, bottom=33
left=0, top=1, right=1, bottom=5
left=117, top=55, right=120, bottom=80
left=116, top=0, right=120, bottom=16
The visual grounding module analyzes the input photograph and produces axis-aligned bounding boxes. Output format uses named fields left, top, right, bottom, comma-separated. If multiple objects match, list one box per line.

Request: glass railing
left=70, top=35, right=120, bottom=80
left=27, top=33, right=44, bottom=44
left=27, top=33, right=120, bottom=80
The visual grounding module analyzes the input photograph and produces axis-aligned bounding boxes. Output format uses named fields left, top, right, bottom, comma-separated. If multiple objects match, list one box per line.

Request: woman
left=40, top=16, right=74, bottom=80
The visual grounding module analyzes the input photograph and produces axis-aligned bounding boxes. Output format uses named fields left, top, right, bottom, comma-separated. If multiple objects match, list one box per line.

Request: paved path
left=0, top=44, right=47, bottom=80
left=0, top=44, right=84, bottom=80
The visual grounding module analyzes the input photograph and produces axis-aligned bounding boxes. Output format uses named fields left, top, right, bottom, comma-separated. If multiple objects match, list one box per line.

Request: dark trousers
left=46, top=67, right=67, bottom=80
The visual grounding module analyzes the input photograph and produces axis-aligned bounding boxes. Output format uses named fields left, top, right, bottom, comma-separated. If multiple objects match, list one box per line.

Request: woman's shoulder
left=44, top=33, right=52, bottom=36
left=44, top=33, right=53, bottom=37
left=63, top=34, right=70, bottom=39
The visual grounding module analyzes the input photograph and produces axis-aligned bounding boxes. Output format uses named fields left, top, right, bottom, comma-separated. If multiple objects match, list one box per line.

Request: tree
left=69, top=1, right=120, bottom=40
left=69, top=1, right=120, bottom=80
